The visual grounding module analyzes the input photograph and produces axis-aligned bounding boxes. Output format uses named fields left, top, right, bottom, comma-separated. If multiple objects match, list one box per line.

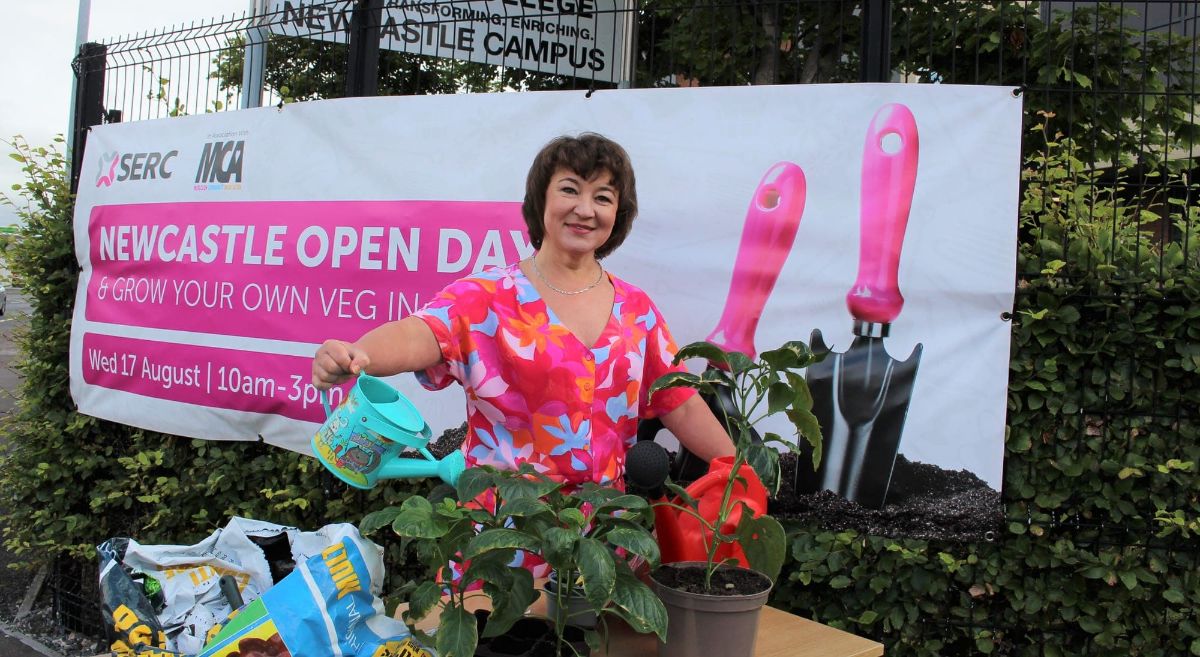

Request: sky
left=0, top=1, right=248, bottom=225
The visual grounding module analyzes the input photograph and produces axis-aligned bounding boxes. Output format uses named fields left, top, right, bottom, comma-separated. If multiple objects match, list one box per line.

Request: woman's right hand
left=312, top=339, right=371, bottom=389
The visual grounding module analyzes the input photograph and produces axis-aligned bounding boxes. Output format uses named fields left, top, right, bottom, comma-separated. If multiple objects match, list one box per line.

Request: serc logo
left=194, top=140, right=245, bottom=191
left=94, top=149, right=178, bottom=188
left=94, top=151, right=119, bottom=188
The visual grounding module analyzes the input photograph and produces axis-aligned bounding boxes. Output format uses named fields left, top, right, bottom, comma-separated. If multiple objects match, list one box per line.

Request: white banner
left=267, top=0, right=632, bottom=83
left=70, top=85, right=1022, bottom=491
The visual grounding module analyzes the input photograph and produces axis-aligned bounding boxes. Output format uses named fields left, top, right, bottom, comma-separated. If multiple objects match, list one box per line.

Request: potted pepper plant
left=361, top=463, right=667, bottom=657
left=647, top=339, right=823, bottom=657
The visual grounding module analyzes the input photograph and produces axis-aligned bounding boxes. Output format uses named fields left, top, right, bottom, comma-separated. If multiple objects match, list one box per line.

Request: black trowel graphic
left=797, top=103, right=924, bottom=510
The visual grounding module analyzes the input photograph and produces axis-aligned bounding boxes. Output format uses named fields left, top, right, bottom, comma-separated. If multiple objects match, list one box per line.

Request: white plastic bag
left=99, top=517, right=428, bottom=656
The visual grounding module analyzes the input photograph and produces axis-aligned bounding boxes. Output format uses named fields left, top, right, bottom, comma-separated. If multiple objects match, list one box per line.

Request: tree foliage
left=636, top=0, right=861, bottom=86
left=892, top=1, right=1200, bottom=170
left=639, top=1, right=1198, bottom=169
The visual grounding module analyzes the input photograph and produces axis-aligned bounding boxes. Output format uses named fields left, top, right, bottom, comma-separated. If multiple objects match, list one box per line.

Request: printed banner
left=71, top=86, right=1022, bottom=514
left=267, top=0, right=633, bottom=83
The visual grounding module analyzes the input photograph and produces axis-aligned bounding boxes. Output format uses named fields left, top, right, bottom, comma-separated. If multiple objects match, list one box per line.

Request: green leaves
left=737, top=513, right=785, bottom=583
left=481, top=567, right=536, bottom=639
left=766, top=380, right=794, bottom=415
left=359, top=507, right=401, bottom=536
left=391, top=496, right=450, bottom=539
left=361, top=464, right=668, bottom=654
left=744, top=441, right=781, bottom=495
left=455, top=466, right=494, bottom=502
left=577, top=538, right=616, bottom=608
left=648, top=371, right=703, bottom=396
left=496, top=472, right=561, bottom=502
left=596, top=494, right=648, bottom=513
left=611, top=562, right=668, bottom=642
left=605, top=526, right=661, bottom=567
left=673, top=341, right=735, bottom=368
left=463, top=528, right=539, bottom=560
left=405, top=581, right=443, bottom=623
left=786, top=407, right=823, bottom=470
left=539, top=527, right=580, bottom=570
left=759, top=341, right=816, bottom=370
left=435, top=605, right=477, bottom=657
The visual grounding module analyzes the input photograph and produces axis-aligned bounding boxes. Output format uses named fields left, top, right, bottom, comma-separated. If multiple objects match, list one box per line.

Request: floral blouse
left=413, top=262, right=695, bottom=488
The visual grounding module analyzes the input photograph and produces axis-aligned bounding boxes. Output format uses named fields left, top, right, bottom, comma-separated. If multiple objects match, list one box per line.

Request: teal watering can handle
left=320, top=389, right=333, bottom=418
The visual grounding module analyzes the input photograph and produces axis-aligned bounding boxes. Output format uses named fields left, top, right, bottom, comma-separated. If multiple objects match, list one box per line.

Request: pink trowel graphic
left=706, top=162, right=808, bottom=360
left=637, top=162, right=807, bottom=482
left=798, top=103, right=924, bottom=510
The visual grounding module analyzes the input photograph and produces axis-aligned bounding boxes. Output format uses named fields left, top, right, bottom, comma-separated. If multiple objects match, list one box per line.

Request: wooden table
left=399, top=585, right=883, bottom=657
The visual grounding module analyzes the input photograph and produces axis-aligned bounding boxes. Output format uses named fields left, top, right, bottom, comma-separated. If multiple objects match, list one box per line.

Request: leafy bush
left=771, top=123, right=1200, bottom=656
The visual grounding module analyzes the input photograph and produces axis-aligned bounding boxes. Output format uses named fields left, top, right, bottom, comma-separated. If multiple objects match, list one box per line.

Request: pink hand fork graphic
left=706, top=162, right=808, bottom=359
left=638, top=162, right=807, bottom=482
left=800, top=103, right=925, bottom=509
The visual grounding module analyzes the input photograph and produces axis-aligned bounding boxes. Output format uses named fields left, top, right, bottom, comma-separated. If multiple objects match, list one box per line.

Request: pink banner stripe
left=86, top=200, right=527, bottom=343
left=82, top=332, right=354, bottom=423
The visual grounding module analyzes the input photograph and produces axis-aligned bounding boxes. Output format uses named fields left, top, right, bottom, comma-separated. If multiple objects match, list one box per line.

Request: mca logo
left=95, top=151, right=119, bottom=188
left=194, top=140, right=245, bottom=190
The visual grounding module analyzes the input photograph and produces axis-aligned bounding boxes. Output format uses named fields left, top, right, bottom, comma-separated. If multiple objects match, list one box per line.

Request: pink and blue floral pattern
left=413, top=262, right=695, bottom=488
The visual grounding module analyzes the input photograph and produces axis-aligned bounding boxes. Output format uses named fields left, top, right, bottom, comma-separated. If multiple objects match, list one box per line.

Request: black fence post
left=345, top=0, right=383, bottom=97
left=70, top=42, right=107, bottom=194
left=860, top=0, right=892, bottom=83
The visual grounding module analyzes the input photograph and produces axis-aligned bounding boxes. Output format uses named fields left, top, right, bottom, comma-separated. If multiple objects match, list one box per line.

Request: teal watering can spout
left=312, top=374, right=465, bottom=489
left=378, top=450, right=466, bottom=487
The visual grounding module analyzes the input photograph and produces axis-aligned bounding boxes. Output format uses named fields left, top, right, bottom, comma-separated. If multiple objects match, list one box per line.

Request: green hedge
left=1, top=117, right=1196, bottom=655
left=771, top=126, right=1200, bottom=656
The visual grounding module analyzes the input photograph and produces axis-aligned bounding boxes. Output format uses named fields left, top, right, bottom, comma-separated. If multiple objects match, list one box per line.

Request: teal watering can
left=311, top=374, right=465, bottom=488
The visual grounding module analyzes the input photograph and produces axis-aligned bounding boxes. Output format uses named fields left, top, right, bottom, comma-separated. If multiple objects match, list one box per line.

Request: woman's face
left=541, top=167, right=618, bottom=259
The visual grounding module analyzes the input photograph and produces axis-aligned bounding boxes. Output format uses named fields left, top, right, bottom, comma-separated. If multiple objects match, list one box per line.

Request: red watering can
left=626, top=445, right=768, bottom=568
left=656, top=456, right=768, bottom=567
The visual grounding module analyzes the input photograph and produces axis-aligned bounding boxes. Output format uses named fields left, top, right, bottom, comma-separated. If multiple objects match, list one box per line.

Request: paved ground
left=0, top=290, right=84, bottom=657
left=0, top=289, right=27, bottom=416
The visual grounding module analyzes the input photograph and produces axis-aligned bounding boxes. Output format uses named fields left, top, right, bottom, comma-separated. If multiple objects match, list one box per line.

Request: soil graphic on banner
left=775, top=452, right=1001, bottom=542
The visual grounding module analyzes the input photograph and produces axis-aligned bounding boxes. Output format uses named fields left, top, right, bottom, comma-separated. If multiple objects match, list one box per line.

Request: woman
left=312, top=133, right=734, bottom=489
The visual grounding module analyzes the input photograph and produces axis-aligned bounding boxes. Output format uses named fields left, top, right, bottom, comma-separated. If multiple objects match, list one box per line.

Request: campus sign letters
left=267, top=0, right=630, bottom=82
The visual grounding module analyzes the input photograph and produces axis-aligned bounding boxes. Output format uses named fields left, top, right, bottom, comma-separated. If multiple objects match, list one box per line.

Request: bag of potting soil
left=98, top=516, right=431, bottom=657
left=196, top=536, right=431, bottom=657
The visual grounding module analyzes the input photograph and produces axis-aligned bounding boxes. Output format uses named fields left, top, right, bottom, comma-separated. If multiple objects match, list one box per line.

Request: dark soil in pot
left=773, top=452, right=1002, bottom=542
left=473, top=610, right=589, bottom=657
left=652, top=563, right=771, bottom=597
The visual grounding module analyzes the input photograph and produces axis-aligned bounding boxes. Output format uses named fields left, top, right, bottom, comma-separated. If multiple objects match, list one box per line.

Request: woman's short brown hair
left=522, top=133, right=638, bottom=260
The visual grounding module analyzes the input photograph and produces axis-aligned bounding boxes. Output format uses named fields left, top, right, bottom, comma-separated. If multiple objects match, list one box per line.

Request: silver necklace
left=530, top=257, right=605, bottom=295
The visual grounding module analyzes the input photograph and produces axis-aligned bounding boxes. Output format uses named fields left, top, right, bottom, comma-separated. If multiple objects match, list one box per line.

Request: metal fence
left=70, top=1, right=1200, bottom=211
left=60, top=0, right=1198, bottom=652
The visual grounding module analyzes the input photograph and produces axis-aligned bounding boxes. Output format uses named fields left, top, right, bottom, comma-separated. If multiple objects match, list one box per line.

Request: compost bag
left=98, top=516, right=431, bottom=657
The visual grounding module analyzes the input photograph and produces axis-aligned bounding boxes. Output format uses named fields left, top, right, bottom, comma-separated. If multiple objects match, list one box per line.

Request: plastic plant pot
left=542, top=579, right=598, bottom=629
